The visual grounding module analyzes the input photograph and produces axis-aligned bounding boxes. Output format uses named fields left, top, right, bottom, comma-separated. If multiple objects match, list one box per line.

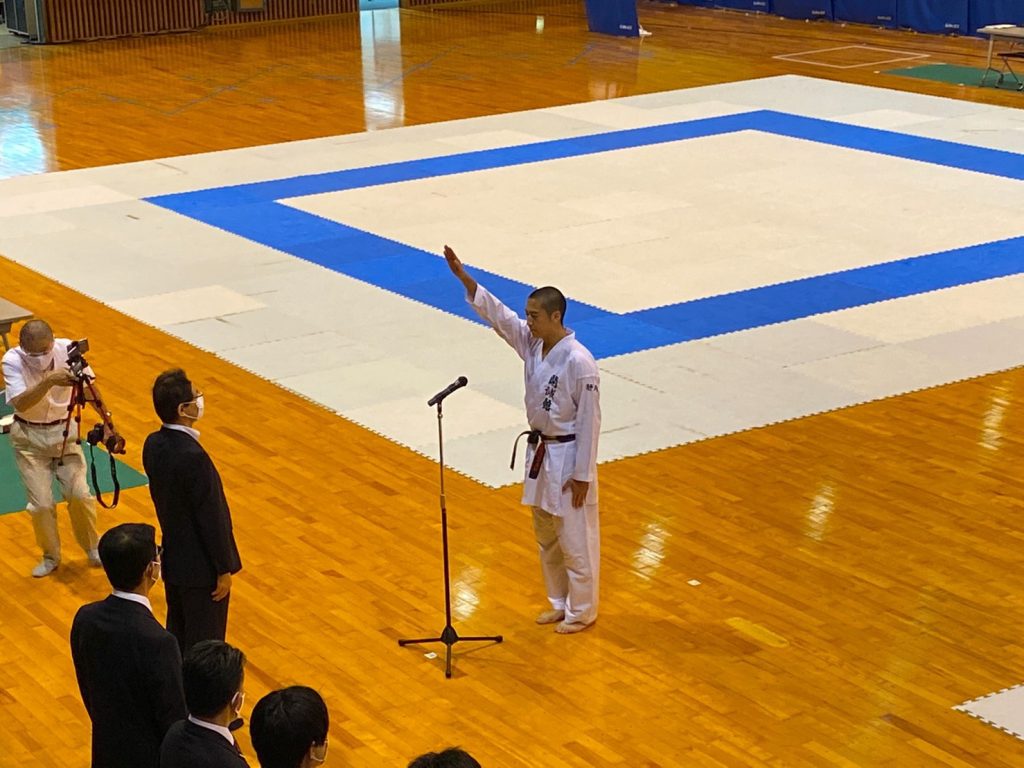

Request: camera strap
left=78, top=376, right=123, bottom=509
left=87, top=443, right=121, bottom=509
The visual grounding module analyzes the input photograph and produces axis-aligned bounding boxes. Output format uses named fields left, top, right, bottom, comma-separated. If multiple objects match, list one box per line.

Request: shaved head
left=528, top=286, right=566, bottom=323
left=19, top=320, right=53, bottom=351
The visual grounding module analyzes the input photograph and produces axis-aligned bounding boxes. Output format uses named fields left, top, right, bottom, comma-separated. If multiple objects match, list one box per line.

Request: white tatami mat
left=956, top=685, right=1024, bottom=743
left=2, top=76, right=1024, bottom=487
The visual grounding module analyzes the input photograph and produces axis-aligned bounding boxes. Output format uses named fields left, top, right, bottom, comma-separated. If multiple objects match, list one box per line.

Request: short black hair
left=408, top=747, right=481, bottom=768
left=182, top=640, right=245, bottom=718
left=152, top=368, right=194, bottom=424
left=251, top=686, right=329, bottom=768
left=528, top=286, right=566, bottom=323
left=97, top=523, right=158, bottom=591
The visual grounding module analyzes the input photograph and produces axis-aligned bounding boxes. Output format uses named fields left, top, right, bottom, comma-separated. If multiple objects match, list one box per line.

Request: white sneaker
left=639, top=26, right=653, bottom=37
left=87, top=549, right=102, bottom=567
left=31, top=557, right=60, bottom=578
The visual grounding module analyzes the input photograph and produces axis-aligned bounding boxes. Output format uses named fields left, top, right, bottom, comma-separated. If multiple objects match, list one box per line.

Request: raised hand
left=444, top=244, right=477, bottom=299
left=444, top=245, right=464, bottom=276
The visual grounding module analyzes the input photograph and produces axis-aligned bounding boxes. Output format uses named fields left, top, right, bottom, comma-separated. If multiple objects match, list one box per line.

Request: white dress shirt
left=111, top=591, right=153, bottom=613
left=162, top=423, right=201, bottom=442
left=187, top=715, right=235, bottom=745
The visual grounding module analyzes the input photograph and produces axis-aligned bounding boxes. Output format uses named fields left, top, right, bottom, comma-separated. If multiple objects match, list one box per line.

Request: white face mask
left=180, top=395, right=204, bottom=421
left=24, top=351, right=54, bottom=370
left=310, top=740, right=328, bottom=764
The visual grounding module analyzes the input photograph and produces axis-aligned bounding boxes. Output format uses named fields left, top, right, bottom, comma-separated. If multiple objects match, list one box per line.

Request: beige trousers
left=532, top=503, right=600, bottom=625
left=10, top=420, right=98, bottom=561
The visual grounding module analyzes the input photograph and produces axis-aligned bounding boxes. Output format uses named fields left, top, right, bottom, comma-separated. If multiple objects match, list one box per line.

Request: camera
left=63, top=338, right=127, bottom=456
left=66, top=338, right=91, bottom=381
left=87, top=422, right=126, bottom=454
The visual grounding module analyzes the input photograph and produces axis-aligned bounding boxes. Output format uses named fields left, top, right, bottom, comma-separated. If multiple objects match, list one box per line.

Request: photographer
left=1, top=319, right=116, bottom=577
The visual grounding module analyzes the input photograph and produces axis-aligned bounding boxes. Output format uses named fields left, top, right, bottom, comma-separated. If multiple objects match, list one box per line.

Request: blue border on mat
left=147, top=110, right=1024, bottom=359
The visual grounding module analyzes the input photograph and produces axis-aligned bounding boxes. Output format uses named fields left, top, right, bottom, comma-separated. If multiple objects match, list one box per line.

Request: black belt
left=14, top=415, right=64, bottom=427
left=510, top=430, right=576, bottom=479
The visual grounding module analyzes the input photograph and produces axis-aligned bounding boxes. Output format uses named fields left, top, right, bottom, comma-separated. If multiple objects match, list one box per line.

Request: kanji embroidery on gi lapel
left=543, top=375, right=559, bottom=412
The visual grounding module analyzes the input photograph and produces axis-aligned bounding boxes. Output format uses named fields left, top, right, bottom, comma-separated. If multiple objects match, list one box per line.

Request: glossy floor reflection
left=0, top=1, right=1009, bottom=180
left=1, top=3, right=1024, bottom=767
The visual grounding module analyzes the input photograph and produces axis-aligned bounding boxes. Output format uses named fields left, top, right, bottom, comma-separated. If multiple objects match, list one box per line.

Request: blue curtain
left=897, top=0, right=967, bottom=33
left=969, top=0, right=1024, bottom=34
left=774, top=0, right=833, bottom=19
left=713, top=0, right=773, bottom=10
left=834, top=0, right=897, bottom=26
left=584, top=0, right=641, bottom=35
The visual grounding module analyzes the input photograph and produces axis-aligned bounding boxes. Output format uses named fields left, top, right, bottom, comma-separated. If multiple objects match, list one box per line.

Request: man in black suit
left=70, top=522, right=187, bottom=768
left=161, top=640, right=250, bottom=768
left=143, top=368, right=242, bottom=654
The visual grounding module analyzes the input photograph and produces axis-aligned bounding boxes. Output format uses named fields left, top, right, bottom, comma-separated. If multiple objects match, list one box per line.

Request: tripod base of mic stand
left=399, top=625, right=503, bottom=679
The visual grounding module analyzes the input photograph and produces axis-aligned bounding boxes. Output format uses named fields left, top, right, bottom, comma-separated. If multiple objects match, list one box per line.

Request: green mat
left=884, top=63, right=1023, bottom=90
left=0, top=403, right=148, bottom=515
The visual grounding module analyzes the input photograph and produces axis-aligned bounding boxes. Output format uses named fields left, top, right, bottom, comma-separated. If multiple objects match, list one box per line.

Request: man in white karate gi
left=444, top=245, right=601, bottom=634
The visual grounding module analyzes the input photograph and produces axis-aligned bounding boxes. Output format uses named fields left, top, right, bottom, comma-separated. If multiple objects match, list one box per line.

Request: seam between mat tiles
left=0, top=259, right=507, bottom=489
left=11, top=263, right=1024, bottom=484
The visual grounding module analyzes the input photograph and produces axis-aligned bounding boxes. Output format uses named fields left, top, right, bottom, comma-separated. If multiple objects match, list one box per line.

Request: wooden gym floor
left=2, top=1, right=1024, bottom=765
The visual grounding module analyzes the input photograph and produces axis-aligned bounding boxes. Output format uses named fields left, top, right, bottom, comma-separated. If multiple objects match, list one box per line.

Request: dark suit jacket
left=70, top=595, right=187, bottom=768
left=143, top=427, right=242, bottom=588
left=160, top=719, right=250, bottom=768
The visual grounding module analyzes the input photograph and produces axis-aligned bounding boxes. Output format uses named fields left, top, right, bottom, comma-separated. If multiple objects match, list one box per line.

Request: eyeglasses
left=154, top=545, right=163, bottom=562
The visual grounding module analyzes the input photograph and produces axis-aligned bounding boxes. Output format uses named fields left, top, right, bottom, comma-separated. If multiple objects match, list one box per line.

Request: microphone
left=428, top=376, right=468, bottom=406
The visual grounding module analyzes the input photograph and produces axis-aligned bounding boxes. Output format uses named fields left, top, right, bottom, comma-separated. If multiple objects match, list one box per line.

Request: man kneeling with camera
left=2, top=319, right=123, bottom=578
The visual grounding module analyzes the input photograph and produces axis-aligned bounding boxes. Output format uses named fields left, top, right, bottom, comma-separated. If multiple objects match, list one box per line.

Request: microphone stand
left=398, top=394, right=503, bottom=679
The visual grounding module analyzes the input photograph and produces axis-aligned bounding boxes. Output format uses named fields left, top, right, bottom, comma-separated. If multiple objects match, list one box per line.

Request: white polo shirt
left=1, top=339, right=91, bottom=423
